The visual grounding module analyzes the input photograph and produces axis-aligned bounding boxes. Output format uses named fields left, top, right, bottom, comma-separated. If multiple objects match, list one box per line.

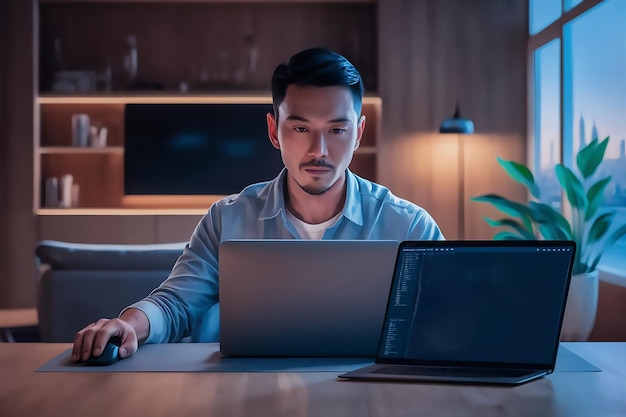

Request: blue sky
left=535, top=0, right=626, bottom=169
left=568, top=0, right=626, bottom=159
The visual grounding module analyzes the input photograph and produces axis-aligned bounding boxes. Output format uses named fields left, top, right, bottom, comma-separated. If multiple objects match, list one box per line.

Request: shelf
left=35, top=0, right=380, bottom=214
left=36, top=208, right=209, bottom=216
left=38, top=0, right=376, bottom=4
left=37, top=95, right=274, bottom=104
left=39, top=146, right=377, bottom=155
left=38, top=146, right=124, bottom=154
left=37, top=95, right=381, bottom=105
left=38, top=2, right=378, bottom=94
left=356, top=146, right=376, bottom=154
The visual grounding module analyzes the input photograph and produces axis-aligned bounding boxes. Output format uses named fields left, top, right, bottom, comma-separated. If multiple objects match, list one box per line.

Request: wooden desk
left=1, top=343, right=625, bottom=417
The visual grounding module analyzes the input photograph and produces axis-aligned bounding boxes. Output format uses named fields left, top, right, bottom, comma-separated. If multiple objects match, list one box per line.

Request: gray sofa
left=35, top=240, right=186, bottom=343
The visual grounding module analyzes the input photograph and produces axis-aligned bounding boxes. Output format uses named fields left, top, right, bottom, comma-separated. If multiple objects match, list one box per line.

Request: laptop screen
left=378, top=240, right=575, bottom=367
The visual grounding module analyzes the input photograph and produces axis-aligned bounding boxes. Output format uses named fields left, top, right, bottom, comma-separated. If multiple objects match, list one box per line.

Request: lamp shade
left=439, top=104, right=474, bottom=134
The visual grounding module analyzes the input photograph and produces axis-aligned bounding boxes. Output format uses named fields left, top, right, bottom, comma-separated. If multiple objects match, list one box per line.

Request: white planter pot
left=560, top=270, right=599, bottom=342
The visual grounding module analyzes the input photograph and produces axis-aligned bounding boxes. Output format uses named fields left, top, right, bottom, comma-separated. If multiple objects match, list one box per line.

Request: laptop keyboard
left=371, top=365, right=532, bottom=378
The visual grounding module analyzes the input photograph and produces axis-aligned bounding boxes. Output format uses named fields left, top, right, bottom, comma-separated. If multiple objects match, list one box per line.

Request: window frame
left=527, top=0, right=625, bottom=286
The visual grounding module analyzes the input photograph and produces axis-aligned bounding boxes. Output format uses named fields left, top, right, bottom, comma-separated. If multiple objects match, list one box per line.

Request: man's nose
left=308, top=132, right=328, bottom=157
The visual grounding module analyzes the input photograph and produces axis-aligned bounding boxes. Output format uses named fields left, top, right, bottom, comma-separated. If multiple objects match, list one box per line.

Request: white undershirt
left=286, top=210, right=343, bottom=240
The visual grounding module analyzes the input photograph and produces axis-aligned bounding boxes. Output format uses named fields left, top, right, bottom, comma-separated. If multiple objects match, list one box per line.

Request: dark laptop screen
left=379, top=241, right=575, bottom=366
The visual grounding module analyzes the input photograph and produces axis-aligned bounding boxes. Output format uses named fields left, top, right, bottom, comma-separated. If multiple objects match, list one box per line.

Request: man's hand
left=71, top=308, right=149, bottom=362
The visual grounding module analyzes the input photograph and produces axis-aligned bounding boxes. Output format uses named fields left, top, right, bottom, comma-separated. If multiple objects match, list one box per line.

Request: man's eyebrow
left=285, top=115, right=309, bottom=122
left=285, top=115, right=353, bottom=124
left=328, top=117, right=352, bottom=124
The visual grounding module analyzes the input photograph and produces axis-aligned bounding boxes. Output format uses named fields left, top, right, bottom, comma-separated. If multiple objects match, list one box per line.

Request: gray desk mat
left=36, top=343, right=601, bottom=373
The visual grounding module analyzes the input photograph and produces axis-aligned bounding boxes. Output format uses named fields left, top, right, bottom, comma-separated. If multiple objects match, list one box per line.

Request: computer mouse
left=82, top=337, right=121, bottom=366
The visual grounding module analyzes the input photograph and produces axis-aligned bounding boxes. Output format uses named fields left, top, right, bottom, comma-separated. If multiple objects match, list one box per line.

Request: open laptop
left=339, top=240, right=576, bottom=385
left=219, top=239, right=400, bottom=357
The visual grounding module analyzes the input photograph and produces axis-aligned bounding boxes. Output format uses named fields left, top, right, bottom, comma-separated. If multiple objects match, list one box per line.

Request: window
left=534, top=39, right=561, bottom=209
left=530, top=0, right=626, bottom=276
left=564, top=0, right=584, bottom=11
left=530, top=0, right=562, bottom=35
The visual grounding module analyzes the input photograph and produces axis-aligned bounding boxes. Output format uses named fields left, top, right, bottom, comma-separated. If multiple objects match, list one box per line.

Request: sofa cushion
left=35, top=240, right=186, bottom=271
left=37, top=270, right=170, bottom=342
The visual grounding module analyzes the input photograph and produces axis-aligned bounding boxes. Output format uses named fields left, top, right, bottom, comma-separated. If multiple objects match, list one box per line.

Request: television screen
left=124, top=103, right=283, bottom=195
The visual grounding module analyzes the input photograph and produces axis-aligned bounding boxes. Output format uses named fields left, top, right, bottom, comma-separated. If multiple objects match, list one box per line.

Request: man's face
left=267, top=85, right=365, bottom=196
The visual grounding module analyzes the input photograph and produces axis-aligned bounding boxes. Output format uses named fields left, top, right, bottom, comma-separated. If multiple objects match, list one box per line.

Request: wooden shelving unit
left=33, top=0, right=381, bottom=240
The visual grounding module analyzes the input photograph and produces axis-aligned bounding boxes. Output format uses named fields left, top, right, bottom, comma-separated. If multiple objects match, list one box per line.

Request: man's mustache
left=300, top=160, right=335, bottom=170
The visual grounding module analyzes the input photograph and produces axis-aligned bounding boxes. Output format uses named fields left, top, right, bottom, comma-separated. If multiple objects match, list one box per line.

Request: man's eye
left=294, top=127, right=308, bottom=133
left=330, top=128, right=346, bottom=134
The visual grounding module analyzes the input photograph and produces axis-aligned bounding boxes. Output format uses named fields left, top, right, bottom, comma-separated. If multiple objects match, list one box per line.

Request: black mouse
left=82, top=337, right=121, bottom=366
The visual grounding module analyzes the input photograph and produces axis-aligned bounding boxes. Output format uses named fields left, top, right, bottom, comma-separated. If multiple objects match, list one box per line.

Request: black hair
left=271, top=47, right=364, bottom=123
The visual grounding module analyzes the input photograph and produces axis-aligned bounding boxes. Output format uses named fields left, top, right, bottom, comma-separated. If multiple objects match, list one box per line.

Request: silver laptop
left=219, top=239, right=400, bottom=357
left=339, top=240, right=576, bottom=385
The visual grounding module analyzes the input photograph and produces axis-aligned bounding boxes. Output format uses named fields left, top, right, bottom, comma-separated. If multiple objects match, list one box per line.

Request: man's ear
left=267, top=112, right=280, bottom=149
left=354, top=114, right=366, bottom=151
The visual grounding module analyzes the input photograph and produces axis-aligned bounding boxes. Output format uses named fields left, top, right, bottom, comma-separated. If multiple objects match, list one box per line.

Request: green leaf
left=555, top=164, right=587, bottom=209
left=607, top=223, right=626, bottom=243
left=496, top=157, right=541, bottom=199
left=588, top=223, right=626, bottom=271
left=587, top=212, right=615, bottom=244
left=577, top=137, right=609, bottom=179
left=485, top=217, right=536, bottom=240
left=585, top=176, right=612, bottom=221
left=528, top=201, right=573, bottom=240
left=493, top=231, right=527, bottom=240
left=471, top=194, right=534, bottom=231
left=471, top=195, right=531, bottom=218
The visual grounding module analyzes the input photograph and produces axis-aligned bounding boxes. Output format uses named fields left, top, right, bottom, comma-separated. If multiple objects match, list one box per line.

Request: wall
left=378, top=0, right=529, bottom=240
left=1, top=0, right=36, bottom=308
left=1, top=0, right=530, bottom=308
left=0, top=0, right=7, bottom=307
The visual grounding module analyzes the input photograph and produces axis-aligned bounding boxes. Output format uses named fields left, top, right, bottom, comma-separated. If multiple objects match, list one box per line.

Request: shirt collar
left=259, top=168, right=288, bottom=221
left=258, top=168, right=364, bottom=226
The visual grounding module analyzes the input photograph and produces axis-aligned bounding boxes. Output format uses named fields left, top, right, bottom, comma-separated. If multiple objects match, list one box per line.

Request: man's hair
left=271, top=47, right=364, bottom=123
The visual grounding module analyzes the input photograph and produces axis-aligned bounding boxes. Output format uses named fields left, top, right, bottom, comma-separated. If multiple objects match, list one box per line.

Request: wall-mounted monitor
left=124, top=103, right=283, bottom=196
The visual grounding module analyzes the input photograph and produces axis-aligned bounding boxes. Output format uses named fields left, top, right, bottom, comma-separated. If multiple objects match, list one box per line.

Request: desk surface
left=1, top=343, right=625, bottom=417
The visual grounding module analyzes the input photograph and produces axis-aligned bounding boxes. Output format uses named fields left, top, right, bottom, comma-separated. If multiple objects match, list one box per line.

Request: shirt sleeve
left=124, top=206, right=222, bottom=343
left=407, top=209, right=446, bottom=241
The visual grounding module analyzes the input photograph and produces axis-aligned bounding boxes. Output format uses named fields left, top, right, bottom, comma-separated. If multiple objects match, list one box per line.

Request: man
left=72, top=47, right=444, bottom=362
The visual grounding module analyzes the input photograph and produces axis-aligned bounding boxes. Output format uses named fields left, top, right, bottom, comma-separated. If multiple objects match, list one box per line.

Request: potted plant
left=471, top=136, right=626, bottom=341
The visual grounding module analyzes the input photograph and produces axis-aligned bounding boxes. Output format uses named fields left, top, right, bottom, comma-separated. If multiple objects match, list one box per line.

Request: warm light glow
left=36, top=208, right=210, bottom=216
left=37, top=95, right=273, bottom=104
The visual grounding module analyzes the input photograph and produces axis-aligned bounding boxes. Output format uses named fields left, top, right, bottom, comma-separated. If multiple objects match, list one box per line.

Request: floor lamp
left=439, top=104, right=474, bottom=240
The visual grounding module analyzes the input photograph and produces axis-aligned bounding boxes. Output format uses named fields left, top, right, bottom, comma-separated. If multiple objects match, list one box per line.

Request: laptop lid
left=339, top=240, right=576, bottom=384
left=219, top=239, right=400, bottom=357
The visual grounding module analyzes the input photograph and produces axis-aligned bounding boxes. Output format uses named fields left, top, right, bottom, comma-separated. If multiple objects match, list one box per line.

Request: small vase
left=560, top=270, right=599, bottom=341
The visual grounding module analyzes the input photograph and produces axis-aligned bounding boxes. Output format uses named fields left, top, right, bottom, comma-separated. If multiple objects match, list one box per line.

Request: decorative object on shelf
left=44, top=177, right=59, bottom=208
left=89, top=125, right=108, bottom=148
left=71, top=114, right=90, bottom=147
left=50, top=36, right=98, bottom=92
left=245, top=34, right=258, bottom=76
left=471, top=137, right=626, bottom=341
left=52, top=71, right=98, bottom=93
left=71, top=183, right=80, bottom=208
left=59, top=174, right=74, bottom=209
left=123, top=35, right=138, bottom=87
left=44, top=175, right=79, bottom=209
left=439, top=103, right=475, bottom=239
left=96, top=65, right=113, bottom=92
left=234, top=33, right=258, bottom=86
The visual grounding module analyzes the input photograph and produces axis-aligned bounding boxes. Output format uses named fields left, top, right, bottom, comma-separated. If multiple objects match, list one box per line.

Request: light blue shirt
left=129, top=169, right=444, bottom=343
